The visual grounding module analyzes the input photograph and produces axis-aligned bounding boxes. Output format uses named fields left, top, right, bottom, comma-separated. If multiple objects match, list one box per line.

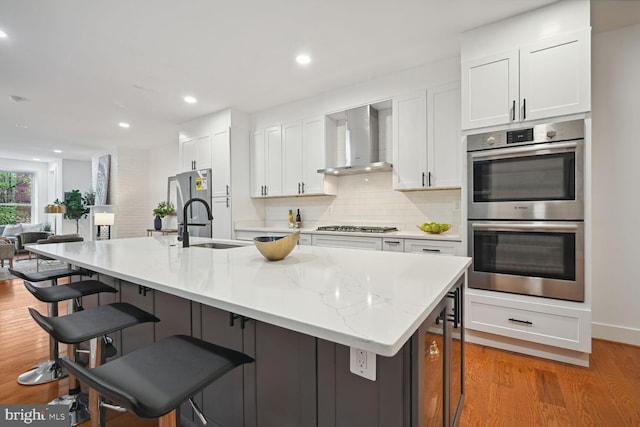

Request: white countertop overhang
left=28, top=236, right=470, bottom=357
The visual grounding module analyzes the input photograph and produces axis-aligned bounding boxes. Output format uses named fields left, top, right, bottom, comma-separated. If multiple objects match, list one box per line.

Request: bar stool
left=9, top=266, right=95, bottom=386
left=60, top=334, right=254, bottom=427
left=28, top=303, right=160, bottom=427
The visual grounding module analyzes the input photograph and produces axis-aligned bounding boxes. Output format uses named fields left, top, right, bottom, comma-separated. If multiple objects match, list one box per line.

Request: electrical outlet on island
left=349, top=347, right=376, bottom=381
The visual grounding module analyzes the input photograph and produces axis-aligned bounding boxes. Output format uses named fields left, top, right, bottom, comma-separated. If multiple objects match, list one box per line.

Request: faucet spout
left=181, top=197, right=214, bottom=248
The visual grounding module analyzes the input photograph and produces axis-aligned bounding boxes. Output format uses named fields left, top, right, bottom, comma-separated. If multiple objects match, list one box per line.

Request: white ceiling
left=0, top=0, right=636, bottom=163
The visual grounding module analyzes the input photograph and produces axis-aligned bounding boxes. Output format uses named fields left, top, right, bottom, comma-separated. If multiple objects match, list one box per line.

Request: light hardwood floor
left=1, top=276, right=639, bottom=427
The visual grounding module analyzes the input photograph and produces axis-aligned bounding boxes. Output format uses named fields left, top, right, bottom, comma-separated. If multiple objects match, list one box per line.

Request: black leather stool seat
left=61, top=335, right=254, bottom=419
left=29, top=303, right=159, bottom=345
left=9, top=267, right=90, bottom=282
left=24, top=280, right=117, bottom=303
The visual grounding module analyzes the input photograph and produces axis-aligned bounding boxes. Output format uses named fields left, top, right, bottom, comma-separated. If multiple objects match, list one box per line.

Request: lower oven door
left=468, top=221, right=584, bottom=302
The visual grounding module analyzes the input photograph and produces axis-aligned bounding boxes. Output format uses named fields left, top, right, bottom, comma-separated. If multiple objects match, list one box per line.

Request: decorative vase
left=154, top=216, right=162, bottom=231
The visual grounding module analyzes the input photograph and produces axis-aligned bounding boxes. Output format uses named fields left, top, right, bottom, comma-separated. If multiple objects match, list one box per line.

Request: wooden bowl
left=253, top=231, right=300, bottom=261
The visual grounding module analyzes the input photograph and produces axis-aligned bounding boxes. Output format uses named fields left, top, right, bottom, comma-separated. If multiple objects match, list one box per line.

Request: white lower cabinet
left=297, top=233, right=312, bottom=246
left=466, top=291, right=591, bottom=352
left=311, top=235, right=382, bottom=251
left=382, top=238, right=404, bottom=252
left=404, top=239, right=459, bottom=256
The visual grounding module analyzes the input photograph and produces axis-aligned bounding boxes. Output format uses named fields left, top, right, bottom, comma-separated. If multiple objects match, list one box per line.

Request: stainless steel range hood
left=318, top=105, right=392, bottom=175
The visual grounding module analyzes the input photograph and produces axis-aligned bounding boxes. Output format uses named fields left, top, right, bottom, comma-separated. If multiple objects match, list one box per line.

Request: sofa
left=0, top=224, right=50, bottom=257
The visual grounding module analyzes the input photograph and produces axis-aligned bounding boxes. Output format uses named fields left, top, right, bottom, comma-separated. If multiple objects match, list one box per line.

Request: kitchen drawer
left=466, top=292, right=591, bottom=352
left=382, top=238, right=404, bottom=252
left=311, top=235, right=382, bottom=251
left=298, top=233, right=312, bottom=246
left=404, top=239, right=458, bottom=256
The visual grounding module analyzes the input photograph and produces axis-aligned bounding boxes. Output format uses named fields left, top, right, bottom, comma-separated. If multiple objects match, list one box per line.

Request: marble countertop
left=235, top=226, right=462, bottom=241
left=29, top=236, right=470, bottom=357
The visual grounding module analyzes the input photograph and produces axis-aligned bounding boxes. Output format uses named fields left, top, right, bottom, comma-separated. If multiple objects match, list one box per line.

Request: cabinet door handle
left=422, top=248, right=441, bottom=253
left=508, top=317, right=533, bottom=325
left=422, top=172, right=425, bottom=187
left=298, top=182, right=301, bottom=194
left=428, top=171, right=432, bottom=187
left=512, top=100, right=516, bottom=121
left=523, top=98, right=526, bottom=120
left=226, top=185, right=229, bottom=196
left=230, top=312, right=250, bottom=329
left=264, top=185, right=268, bottom=196
left=226, top=197, right=229, bottom=208
left=301, top=182, right=305, bottom=194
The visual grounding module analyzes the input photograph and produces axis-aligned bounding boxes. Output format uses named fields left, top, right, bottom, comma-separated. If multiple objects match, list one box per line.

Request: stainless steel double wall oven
left=467, top=120, right=585, bottom=302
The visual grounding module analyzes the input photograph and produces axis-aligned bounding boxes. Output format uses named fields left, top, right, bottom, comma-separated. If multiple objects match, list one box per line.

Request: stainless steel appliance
left=468, top=220, right=584, bottom=301
left=467, top=120, right=585, bottom=302
left=176, top=169, right=213, bottom=238
left=316, top=225, right=398, bottom=233
left=467, top=119, right=584, bottom=220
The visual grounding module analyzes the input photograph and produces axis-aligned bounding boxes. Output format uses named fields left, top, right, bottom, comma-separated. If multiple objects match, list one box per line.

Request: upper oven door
left=467, top=141, right=583, bottom=220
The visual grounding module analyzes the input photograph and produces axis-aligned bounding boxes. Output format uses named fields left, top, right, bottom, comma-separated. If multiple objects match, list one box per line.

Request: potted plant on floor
left=63, top=189, right=89, bottom=234
left=152, top=201, right=175, bottom=231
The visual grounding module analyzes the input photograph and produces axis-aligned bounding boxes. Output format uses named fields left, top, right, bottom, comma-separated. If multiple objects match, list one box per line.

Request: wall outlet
left=350, top=347, right=376, bottom=381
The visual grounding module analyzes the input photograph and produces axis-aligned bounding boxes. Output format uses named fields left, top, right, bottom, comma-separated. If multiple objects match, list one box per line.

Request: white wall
left=60, top=159, right=92, bottom=235
left=591, top=23, right=640, bottom=345
left=148, top=141, right=180, bottom=230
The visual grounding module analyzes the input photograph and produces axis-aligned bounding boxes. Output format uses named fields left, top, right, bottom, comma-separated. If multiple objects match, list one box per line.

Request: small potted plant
left=152, top=201, right=175, bottom=230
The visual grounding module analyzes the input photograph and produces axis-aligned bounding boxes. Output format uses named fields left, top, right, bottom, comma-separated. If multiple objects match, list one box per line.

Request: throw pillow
left=22, top=223, right=43, bottom=232
left=1, top=224, right=23, bottom=237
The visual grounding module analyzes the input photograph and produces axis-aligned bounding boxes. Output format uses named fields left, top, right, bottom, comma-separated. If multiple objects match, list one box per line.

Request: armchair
left=15, top=232, right=53, bottom=259
left=0, top=237, right=15, bottom=269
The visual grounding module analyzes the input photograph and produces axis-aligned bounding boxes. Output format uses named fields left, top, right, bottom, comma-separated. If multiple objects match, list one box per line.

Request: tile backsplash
left=261, top=171, right=461, bottom=233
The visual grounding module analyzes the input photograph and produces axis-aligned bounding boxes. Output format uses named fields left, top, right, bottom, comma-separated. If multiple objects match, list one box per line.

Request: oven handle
left=471, top=223, right=579, bottom=232
left=469, top=141, right=578, bottom=160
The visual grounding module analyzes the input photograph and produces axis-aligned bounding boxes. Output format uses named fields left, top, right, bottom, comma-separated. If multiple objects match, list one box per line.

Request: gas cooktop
left=316, top=225, right=398, bottom=233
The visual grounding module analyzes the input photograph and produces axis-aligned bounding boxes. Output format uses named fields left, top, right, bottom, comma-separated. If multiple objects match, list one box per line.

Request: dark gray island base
left=82, top=274, right=465, bottom=427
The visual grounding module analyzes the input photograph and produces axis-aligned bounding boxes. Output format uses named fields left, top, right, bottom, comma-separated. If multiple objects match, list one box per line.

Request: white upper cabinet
left=392, top=91, right=427, bottom=190
left=461, top=50, right=519, bottom=130
left=282, top=121, right=303, bottom=196
left=428, top=82, right=461, bottom=189
left=301, top=115, right=335, bottom=196
left=211, top=128, right=231, bottom=198
left=251, top=126, right=283, bottom=197
left=462, top=28, right=590, bottom=130
left=393, top=83, right=461, bottom=191
left=180, top=134, right=212, bottom=172
left=519, top=29, right=591, bottom=121
left=255, top=115, right=336, bottom=198
left=250, top=129, right=266, bottom=197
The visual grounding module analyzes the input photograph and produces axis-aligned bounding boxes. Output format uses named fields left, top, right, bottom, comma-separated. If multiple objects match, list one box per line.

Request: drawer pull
left=422, top=248, right=441, bottom=253
left=508, top=318, right=533, bottom=325
left=385, top=241, right=401, bottom=245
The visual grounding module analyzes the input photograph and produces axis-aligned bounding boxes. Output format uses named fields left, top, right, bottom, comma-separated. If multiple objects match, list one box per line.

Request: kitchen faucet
left=180, top=197, right=213, bottom=248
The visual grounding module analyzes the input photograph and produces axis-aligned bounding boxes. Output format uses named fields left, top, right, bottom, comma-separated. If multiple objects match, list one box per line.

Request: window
left=0, top=171, right=34, bottom=224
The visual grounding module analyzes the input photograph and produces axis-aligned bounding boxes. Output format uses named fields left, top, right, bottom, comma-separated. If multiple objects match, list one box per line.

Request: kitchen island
left=29, top=236, right=471, bottom=427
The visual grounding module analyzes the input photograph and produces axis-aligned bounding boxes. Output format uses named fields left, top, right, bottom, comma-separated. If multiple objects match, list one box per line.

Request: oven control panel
left=467, top=119, right=585, bottom=152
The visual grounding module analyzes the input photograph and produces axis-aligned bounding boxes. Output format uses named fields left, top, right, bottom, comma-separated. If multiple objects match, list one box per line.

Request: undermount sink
left=191, top=242, right=243, bottom=249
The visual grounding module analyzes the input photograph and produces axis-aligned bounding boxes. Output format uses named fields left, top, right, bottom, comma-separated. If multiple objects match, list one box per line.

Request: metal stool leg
left=48, top=299, right=90, bottom=426
left=18, top=280, right=68, bottom=385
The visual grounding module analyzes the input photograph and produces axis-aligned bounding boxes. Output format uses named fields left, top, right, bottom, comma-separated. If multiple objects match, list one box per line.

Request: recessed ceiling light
left=33, top=158, right=40, bottom=161
left=118, top=122, right=130, bottom=128
left=53, top=149, right=63, bottom=154
left=184, top=96, right=197, bottom=104
left=15, top=123, right=28, bottom=129
left=296, top=54, right=311, bottom=65
left=0, top=30, right=7, bottom=38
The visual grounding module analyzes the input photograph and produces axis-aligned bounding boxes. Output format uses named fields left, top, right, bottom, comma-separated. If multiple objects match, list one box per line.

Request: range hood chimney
left=318, top=105, right=392, bottom=175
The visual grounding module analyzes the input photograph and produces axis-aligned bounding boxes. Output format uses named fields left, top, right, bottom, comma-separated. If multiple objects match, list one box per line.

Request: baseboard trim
left=592, top=322, right=640, bottom=347
left=466, top=329, right=590, bottom=367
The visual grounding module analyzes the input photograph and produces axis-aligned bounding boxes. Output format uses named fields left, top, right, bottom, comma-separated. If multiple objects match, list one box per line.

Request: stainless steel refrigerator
left=176, top=169, right=213, bottom=238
